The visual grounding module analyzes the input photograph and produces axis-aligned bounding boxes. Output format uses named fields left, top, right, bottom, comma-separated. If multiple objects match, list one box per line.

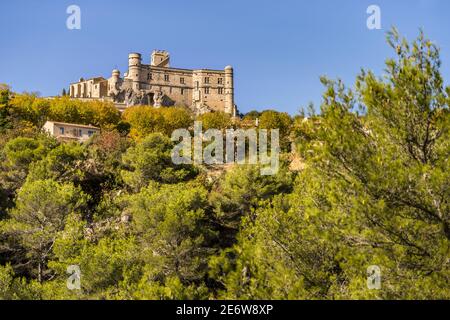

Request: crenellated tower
left=151, top=50, right=170, bottom=67
left=224, top=65, right=235, bottom=115
left=128, top=53, right=142, bottom=91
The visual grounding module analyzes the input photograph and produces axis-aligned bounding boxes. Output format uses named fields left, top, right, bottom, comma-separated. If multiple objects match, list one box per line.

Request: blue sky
left=0, top=0, right=449, bottom=114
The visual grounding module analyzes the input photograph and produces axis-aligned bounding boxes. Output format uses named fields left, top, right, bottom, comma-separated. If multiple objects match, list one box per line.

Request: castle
left=69, top=50, right=236, bottom=115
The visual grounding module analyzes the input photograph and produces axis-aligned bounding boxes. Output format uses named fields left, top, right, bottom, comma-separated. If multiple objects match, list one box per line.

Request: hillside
left=0, top=31, right=449, bottom=300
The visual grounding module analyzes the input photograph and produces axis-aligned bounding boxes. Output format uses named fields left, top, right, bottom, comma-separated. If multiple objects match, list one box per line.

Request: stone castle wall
left=69, top=50, right=236, bottom=115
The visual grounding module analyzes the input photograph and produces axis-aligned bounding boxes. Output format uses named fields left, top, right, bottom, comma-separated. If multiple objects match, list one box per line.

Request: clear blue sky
left=1, top=0, right=449, bottom=114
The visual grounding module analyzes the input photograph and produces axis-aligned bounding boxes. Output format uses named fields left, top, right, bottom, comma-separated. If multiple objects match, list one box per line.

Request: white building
left=43, top=121, right=100, bottom=142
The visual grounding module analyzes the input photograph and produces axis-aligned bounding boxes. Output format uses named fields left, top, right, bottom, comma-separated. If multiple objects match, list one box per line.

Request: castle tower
left=224, top=65, right=234, bottom=115
left=108, top=69, right=121, bottom=94
left=151, top=50, right=170, bottom=67
left=128, top=53, right=142, bottom=91
left=111, top=69, right=120, bottom=83
left=112, top=68, right=120, bottom=77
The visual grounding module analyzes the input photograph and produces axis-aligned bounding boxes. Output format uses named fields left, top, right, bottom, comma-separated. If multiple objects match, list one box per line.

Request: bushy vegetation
left=0, top=30, right=448, bottom=299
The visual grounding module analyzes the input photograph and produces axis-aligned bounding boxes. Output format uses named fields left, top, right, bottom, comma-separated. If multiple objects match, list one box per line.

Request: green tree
left=28, top=140, right=125, bottom=211
left=27, top=142, right=86, bottom=184
left=258, top=110, right=293, bottom=151
left=0, top=135, right=57, bottom=215
left=0, top=179, right=87, bottom=282
left=128, top=182, right=215, bottom=286
left=159, top=107, right=193, bottom=135
left=213, top=29, right=450, bottom=300
left=123, top=106, right=193, bottom=140
left=0, top=84, right=11, bottom=130
left=198, top=111, right=232, bottom=131
left=0, top=264, right=41, bottom=299
left=210, top=164, right=293, bottom=247
left=122, top=105, right=163, bottom=140
left=242, top=110, right=261, bottom=121
left=121, top=133, right=197, bottom=191
left=47, top=97, right=121, bottom=129
left=8, top=93, right=50, bottom=127
left=3, top=136, right=55, bottom=169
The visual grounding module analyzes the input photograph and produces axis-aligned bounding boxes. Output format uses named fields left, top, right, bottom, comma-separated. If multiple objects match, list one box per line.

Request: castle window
left=218, top=78, right=223, bottom=84
left=204, top=77, right=209, bottom=84
left=196, top=81, right=199, bottom=89
left=59, top=127, right=65, bottom=135
left=218, top=87, right=224, bottom=94
left=164, top=74, right=169, bottom=82
left=181, top=88, right=184, bottom=95
left=147, top=73, right=151, bottom=80
left=180, top=77, right=185, bottom=84
left=205, top=87, right=210, bottom=94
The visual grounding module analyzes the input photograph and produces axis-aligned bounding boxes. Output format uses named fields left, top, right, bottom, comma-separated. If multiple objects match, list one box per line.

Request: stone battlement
left=69, top=51, right=236, bottom=116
